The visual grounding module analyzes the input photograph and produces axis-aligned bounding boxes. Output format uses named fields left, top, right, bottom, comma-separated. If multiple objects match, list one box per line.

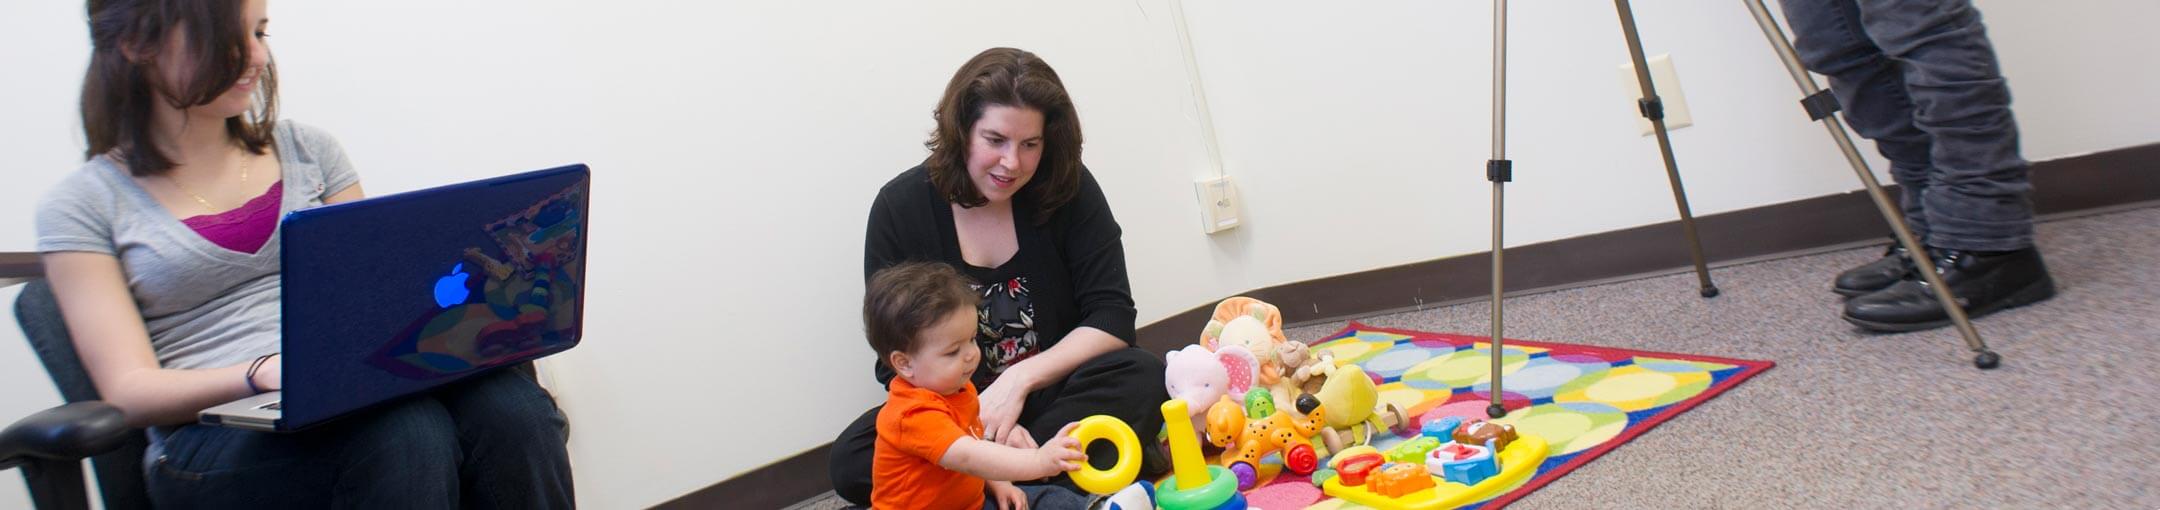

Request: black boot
left=1834, top=242, right=1916, bottom=297
left=1842, top=247, right=2057, bottom=332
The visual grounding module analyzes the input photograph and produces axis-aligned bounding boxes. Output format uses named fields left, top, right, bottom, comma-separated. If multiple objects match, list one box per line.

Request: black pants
left=829, top=347, right=1168, bottom=506
left=147, top=370, right=573, bottom=509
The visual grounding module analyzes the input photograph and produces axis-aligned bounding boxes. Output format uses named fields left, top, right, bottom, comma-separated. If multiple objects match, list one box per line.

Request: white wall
left=1144, top=0, right=2160, bottom=314
left=2, top=1, right=2154, bottom=508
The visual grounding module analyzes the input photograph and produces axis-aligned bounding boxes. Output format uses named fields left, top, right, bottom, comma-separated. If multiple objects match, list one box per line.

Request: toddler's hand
left=988, top=481, right=1028, bottom=510
left=1035, top=422, right=1087, bottom=477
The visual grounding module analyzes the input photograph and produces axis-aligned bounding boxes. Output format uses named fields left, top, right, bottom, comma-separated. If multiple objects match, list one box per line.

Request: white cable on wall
left=1168, top=0, right=1228, bottom=178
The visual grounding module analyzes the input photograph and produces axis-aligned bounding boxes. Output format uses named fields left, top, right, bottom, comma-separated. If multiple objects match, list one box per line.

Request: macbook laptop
left=201, top=164, right=590, bottom=431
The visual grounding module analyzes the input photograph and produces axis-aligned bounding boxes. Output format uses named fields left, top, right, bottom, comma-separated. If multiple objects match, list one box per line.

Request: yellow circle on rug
left=1555, top=365, right=1710, bottom=412
left=1376, top=382, right=1444, bottom=413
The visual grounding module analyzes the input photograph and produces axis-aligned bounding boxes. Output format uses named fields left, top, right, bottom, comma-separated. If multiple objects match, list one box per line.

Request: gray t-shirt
left=34, top=121, right=359, bottom=370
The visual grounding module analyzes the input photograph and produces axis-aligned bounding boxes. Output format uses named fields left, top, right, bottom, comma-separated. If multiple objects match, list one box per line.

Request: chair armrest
left=0, top=252, right=39, bottom=280
left=0, top=402, right=131, bottom=470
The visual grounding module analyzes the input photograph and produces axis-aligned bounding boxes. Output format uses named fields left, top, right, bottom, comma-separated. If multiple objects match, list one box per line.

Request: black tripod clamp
left=1637, top=96, right=1665, bottom=121
left=1487, top=159, right=1513, bottom=183
left=1801, top=90, right=1841, bottom=120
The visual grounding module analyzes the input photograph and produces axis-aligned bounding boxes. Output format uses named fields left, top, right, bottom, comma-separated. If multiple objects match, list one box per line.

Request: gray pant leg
left=980, top=484, right=1093, bottom=510
left=1782, top=0, right=1934, bottom=240
left=1855, top=0, right=2035, bottom=250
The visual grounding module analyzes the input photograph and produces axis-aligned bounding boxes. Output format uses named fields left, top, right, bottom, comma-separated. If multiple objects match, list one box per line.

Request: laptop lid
left=279, top=164, right=589, bottom=429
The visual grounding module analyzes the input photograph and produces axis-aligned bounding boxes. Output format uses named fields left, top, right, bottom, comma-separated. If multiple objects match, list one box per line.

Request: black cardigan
left=863, top=164, right=1138, bottom=387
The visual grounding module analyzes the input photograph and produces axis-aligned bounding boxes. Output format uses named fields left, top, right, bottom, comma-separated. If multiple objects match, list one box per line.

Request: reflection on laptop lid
left=201, top=164, right=589, bottom=432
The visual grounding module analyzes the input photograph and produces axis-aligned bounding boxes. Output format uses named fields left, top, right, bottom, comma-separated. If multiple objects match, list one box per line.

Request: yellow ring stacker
left=1066, top=415, right=1142, bottom=494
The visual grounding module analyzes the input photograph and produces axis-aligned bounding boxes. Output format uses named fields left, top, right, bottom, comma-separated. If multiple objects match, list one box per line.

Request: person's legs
left=1782, top=0, right=1944, bottom=297
left=434, top=369, right=575, bottom=509
left=1839, top=0, right=2054, bottom=331
left=146, top=397, right=461, bottom=509
left=1017, top=347, right=1170, bottom=490
left=1783, top=0, right=1936, bottom=239
left=1852, top=0, right=2034, bottom=252
left=829, top=405, right=882, bottom=506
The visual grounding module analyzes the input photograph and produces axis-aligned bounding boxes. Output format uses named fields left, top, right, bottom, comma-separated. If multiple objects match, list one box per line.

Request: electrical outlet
left=1195, top=176, right=1240, bottom=234
left=1617, top=53, right=1693, bottom=136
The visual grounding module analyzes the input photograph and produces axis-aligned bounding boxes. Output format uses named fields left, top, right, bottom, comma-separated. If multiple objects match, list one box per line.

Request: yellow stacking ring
left=1067, top=415, right=1141, bottom=495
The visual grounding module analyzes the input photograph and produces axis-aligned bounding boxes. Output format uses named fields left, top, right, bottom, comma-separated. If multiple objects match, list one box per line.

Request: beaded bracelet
left=245, top=353, right=278, bottom=394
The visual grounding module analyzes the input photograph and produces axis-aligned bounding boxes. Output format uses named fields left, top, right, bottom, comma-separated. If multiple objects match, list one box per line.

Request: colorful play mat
left=1244, top=323, right=1772, bottom=509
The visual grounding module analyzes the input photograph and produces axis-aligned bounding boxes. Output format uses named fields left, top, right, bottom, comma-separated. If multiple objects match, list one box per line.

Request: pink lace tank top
left=180, top=181, right=282, bottom=254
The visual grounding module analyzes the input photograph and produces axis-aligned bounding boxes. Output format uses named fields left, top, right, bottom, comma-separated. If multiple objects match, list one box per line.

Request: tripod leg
left=1615, top=0, right=1719, bottom=298
left=1487, top=0, right=1510, bottom=419
left=1489, top=178, right=1509, bottom=418
left=1742, top=0, right=1999, bottom=369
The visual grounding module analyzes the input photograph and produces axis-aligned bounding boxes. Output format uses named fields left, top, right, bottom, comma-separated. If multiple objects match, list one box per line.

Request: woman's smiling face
left=962, top=105, right=1045, bottom=206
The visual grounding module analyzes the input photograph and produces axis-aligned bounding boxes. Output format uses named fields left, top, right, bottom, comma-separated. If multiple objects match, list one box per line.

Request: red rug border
left=1314, top=321, right=1777, bottom=509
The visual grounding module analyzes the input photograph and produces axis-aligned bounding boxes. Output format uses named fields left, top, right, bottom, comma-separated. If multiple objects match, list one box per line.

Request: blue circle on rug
left=1638, top=360, right=1709, bottom=373
left=1401, top=377, right=1454, bottom=390
left=1350, top=332, right=1411, bottom=343
left=1410, top=337, right=1460, bottom=349
left=1551, top=352, right=1623, bottom=364
left=1470, top=356, right=1610, bottom=400
left=1364, top=346, right=1438, bottom=378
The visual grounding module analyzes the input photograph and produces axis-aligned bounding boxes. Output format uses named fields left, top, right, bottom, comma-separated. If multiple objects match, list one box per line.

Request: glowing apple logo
left=434, top=263, right=471, bottom=309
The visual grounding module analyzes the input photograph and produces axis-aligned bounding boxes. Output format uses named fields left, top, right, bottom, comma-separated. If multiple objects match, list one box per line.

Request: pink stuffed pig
left=1164, top=344, right=1259, bottom=431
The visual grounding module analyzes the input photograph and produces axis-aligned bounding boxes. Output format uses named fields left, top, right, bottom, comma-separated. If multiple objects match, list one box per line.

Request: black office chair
left=1, top=401, right=130, bottom=510
left=5, top=278, right=558, bottom=510
left=5, top=280, right=151, bottom=510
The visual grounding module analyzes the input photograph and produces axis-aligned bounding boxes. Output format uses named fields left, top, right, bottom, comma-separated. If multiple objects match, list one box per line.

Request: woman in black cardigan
left=829, top=47, right=1169, bottom=505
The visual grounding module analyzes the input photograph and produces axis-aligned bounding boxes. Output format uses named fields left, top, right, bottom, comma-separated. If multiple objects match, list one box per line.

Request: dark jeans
left=146, top=370, right=574, bottom=509
left=987, top=483, right=1091, bottom=510
left=1782, top=0, right=2034, bottom=251
left=830, top=347, right=1168, bottom=506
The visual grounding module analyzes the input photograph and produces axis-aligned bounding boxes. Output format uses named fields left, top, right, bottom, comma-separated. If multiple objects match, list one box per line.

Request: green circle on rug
left=1503, top=402, right=1627, bottom=456
left=1403, top=350, right=1461, bottom=380
left=1417, top=348, right=1530, bottom=387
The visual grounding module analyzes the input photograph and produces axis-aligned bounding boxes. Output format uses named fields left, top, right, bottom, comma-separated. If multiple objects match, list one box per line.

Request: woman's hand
left=977, top=370, right=1034, bottom=448
left=988, top=480, right=1028, bottom=510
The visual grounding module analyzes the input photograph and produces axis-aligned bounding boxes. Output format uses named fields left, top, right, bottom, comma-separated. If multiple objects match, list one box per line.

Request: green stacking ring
left=1154, top=465, right=1238, bottom=510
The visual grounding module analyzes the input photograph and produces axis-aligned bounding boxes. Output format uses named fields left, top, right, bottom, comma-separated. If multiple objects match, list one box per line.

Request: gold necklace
left=172, top=151, right=252, bottom=211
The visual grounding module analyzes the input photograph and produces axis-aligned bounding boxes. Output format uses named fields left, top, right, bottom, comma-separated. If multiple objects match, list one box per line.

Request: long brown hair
left=924, top=47, right=1083, bottom=224
left=81, top=0, right=279, bottom=176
